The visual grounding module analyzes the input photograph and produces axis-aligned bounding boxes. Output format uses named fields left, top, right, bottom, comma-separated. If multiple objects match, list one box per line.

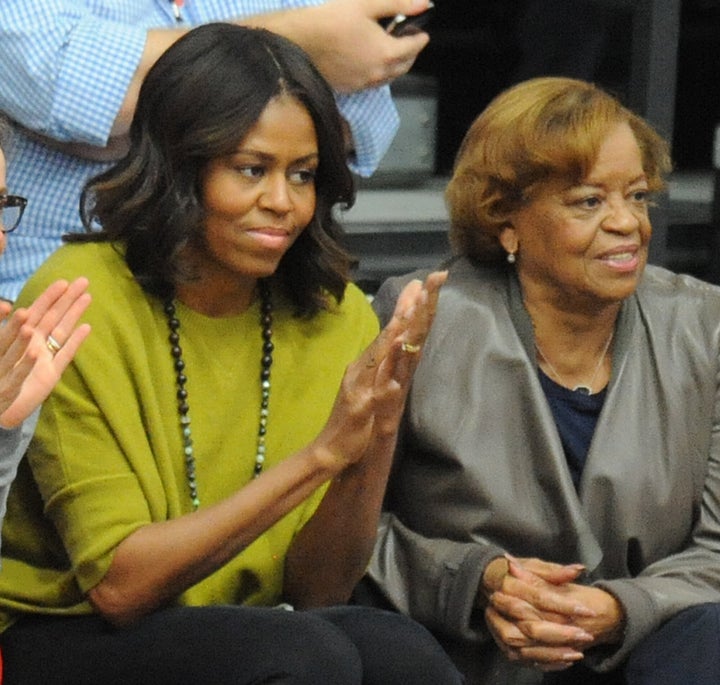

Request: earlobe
left=499, top=225, right=518, bottom=255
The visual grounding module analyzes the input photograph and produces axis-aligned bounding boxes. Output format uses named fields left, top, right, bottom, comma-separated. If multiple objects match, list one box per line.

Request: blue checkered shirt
left=0, top=0, right=399, bottom=300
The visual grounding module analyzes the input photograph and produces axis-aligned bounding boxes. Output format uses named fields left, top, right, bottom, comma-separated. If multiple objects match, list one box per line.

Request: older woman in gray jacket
left=358, top=77, right=720, bottom=684
left=0, top=116, right=91, bottom=553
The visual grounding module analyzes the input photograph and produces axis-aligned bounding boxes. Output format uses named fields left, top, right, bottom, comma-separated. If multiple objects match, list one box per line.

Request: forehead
left=552, top=123, right=644, bottom=190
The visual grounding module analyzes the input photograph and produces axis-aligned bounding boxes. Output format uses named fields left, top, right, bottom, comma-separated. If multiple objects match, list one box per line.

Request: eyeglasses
left=0, top=194, right=28, bottom=233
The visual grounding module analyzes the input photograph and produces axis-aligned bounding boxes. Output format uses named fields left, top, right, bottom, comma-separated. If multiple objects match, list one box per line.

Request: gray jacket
left=366, top=258, right=720, bottom=683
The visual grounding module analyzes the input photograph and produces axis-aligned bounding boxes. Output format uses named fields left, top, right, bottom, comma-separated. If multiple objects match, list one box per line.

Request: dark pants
left=0, top=604, right=464, bottom=685
left=544, top=603, right=720, bottom=685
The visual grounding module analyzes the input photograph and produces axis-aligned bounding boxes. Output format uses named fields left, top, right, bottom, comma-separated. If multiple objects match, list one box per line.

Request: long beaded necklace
left=535, top=331, right=613, bottom=396
left=164, top=280, right=274, bottom=510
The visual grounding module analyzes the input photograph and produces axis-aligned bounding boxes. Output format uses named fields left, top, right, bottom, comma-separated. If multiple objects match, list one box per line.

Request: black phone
left=383, top=2, right=435, bottom=36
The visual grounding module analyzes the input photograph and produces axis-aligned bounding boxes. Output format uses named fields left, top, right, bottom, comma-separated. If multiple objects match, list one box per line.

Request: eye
left=577, top=195, right=602, bottom=210
left=288, top=167, right=317, bottom=185
left=236, top=165, right=265, bottom=179
left=629, top=189, right=650, bottom=204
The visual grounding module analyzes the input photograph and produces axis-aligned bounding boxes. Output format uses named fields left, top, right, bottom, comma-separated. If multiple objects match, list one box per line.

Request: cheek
left=291, top=190, right=317, bottom=228
left=204, top=184, right=254, bottom=219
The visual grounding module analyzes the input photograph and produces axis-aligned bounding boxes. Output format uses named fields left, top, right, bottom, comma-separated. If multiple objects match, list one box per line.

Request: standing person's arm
left=0, top=0, right=430, bottom=171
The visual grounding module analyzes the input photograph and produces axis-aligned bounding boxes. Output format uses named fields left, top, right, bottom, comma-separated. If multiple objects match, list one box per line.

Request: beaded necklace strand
left=164, top=280, right=274, bottom=510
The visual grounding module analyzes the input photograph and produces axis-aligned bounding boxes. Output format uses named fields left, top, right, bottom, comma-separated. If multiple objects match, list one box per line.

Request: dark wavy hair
left=74, top=23, right=355, bottom=315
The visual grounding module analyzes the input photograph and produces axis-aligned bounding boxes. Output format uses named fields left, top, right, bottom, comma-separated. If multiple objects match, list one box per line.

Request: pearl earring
left=506, top=252, right=516, bottom=264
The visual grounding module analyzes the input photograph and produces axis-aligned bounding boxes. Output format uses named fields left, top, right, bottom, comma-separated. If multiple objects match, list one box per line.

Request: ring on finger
left=401, top=341, right=421, bottom=354
left=46, top=334, right=62, bottom=355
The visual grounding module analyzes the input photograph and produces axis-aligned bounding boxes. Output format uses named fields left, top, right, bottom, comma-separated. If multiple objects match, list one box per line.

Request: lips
left=601, top=251, right=635, bottom=263
left=245, top=226, right=294, bottom=250
left=598, top=245, right=642, bottom=272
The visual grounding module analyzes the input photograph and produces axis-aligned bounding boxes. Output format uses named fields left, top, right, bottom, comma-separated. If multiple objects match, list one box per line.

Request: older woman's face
left=505, top=121, right=651, bottom=308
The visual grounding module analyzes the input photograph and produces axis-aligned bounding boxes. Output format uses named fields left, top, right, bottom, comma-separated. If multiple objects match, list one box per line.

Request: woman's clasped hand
left=483, top=556, right=625, bottom=671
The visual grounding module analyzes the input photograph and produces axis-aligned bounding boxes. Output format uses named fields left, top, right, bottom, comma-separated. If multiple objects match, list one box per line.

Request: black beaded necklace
left=164, top=280, right=274, bottom=510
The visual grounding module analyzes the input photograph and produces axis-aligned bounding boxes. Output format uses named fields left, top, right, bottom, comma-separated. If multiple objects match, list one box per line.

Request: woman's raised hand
left=313, top=271, right=446, bottom=474
left=0, top=277, right=91, bottom=428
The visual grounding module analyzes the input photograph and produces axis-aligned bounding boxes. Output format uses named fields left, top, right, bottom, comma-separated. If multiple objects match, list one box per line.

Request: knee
left=626, top=603, right=720, bottom=685
left=141, top=606, right=363, bottom=685
left=316, top=606, right=464, bottom=684
left=273, top=612, right=363, bottom=684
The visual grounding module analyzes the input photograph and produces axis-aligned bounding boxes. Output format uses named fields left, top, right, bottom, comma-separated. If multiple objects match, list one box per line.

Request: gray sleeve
left=368, top=512, right=506, bottom=643
left=587, top=349, right=720, bottom=672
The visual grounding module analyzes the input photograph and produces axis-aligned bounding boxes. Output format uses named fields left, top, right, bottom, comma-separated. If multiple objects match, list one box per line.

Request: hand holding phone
left=383, top=2, right=435, bottom=37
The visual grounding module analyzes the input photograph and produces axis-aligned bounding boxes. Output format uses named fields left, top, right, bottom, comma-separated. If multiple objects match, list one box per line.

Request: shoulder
left=373, top=258, right=507, bottom=326
left=18, top=243, right=157, bottom=349
left=637, top=264, right=720, bottom=318
left=312, top=282, right=378, bottom=343
left=17, top=243, right=133, bottom=306
left=274, top=283, right=377, bottom=367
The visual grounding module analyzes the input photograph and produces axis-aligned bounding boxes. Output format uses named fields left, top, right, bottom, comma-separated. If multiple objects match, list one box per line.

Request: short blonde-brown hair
left=445, top=77, right=672, bottom=262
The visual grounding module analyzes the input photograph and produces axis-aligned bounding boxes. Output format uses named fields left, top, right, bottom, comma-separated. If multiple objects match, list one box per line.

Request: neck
left=525, top=298, right=620, bottom=394
left=175, top=278, right=258, bottom=318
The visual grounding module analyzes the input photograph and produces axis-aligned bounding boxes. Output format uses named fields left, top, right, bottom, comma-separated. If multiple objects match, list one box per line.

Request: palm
left=0, top=278, right=91, bottom=428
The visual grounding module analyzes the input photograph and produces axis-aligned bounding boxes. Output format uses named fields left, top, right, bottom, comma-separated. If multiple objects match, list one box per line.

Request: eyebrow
left=233, top=150, right=319, bottom=165
left=578, top=173, right=648, bottom=188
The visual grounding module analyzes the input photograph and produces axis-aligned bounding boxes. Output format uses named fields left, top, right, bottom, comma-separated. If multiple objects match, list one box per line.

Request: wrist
left=477, top=556, right=509, bottom=607
left=596, top=593, right=626, bottom=645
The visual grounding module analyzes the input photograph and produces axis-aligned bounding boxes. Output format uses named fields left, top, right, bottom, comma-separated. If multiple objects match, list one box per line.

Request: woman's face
left=0, top=148, right=7, bottom=256
left=504, top=121, right=651, bottom=309
left=193, top=95, right=318, bottom=295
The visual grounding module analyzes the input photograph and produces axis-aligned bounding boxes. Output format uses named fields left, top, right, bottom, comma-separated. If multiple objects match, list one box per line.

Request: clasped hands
left=482, top=555, right=625, bottom=672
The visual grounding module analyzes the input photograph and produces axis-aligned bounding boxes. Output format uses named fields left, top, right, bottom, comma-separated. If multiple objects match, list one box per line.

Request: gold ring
left=401, top=342, right=421, bottom=354
left=46, top=335, right=62, bottom=355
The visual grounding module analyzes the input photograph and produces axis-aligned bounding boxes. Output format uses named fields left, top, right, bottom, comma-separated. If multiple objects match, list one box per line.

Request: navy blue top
left=539, top=370, right=606, bottom=490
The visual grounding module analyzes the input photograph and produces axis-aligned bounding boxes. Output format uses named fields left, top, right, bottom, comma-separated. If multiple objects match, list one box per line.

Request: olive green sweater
left=0, top=243, right=378, bottom=631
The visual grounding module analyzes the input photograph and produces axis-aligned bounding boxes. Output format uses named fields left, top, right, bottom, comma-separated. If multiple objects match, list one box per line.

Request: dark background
left=408, top=0, right=720, bottom=176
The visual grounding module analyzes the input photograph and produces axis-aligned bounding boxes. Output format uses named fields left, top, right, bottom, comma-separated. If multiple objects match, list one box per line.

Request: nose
left=602, top=196, right=641, bottom=233
left=259, top=173, right=293, bottom=215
